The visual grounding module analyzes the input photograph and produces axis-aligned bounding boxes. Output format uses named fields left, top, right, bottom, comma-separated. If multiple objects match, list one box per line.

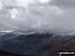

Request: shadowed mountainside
left=0, top=32, right=75, bottom=56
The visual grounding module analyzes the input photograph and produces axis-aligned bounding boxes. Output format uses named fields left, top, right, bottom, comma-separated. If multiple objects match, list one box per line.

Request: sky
left=0, top=0, right=75, bottom=33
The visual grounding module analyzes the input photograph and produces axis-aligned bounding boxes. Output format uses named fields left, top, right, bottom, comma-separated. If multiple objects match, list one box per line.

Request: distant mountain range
left=0, top=30, right=75, bottom=56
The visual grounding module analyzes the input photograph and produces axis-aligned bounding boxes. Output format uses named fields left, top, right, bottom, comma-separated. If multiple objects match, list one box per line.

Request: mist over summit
left=0, top=0, right=75, bottom=33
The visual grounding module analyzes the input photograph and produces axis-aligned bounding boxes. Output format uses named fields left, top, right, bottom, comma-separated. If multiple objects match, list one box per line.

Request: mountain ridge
left=0, top=30, right=75, bottom=56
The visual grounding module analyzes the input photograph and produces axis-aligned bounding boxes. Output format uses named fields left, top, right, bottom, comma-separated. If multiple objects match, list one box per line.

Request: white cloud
left=9, top=8, right=18, bottom=19
left=1, top=0, right=17, bottom=6
left=0, top=0, right=64, bottom=32
left=1, top=30, right=14, bottom=33
left=17, top=0, right=36, bottom=8
left=53, top=6, right=63, bottom=15
left=17, top=0, right=30, bottom=8
left=38, top=0, right=50, bottom=4
left=0, top=0, right=75, bottom=33
left=0, top=0, right=3, bottom=10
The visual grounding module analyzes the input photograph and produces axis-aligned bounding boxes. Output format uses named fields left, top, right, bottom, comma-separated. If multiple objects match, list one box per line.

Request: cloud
left=0, top=0, right=4, bottom=10
left=17, top=0, right=36, bottom=8
left=9, top=8, right=18, bottom=19
left=38, top=0, right=51, bottom=4
left=0, top=0, right=75, bottom=33
left=51, top=0, right=75, bottom=8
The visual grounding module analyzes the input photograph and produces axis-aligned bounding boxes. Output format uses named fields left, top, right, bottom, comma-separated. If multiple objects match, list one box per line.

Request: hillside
left=0, top=32, right=75, bottom=56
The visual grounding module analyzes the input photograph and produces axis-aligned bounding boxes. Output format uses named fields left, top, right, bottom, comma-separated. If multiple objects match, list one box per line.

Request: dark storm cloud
left=51, top=0, right=75, bottom=8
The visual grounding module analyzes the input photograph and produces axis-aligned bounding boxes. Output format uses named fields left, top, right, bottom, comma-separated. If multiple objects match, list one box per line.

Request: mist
left=0, top=0, right=75, bottom=33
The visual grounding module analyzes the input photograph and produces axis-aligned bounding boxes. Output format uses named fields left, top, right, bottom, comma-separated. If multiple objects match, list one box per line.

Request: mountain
left=0, top=30, right=37, bottom=42
left=0, top=33, right=53, bottom=55
left=0, top=30, right=75, bottom=56
left=0, top=31, right=7, bottom=36
left=0, top=30, right=14, bottom=36
left=0, top=50, right=25, bottom=56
